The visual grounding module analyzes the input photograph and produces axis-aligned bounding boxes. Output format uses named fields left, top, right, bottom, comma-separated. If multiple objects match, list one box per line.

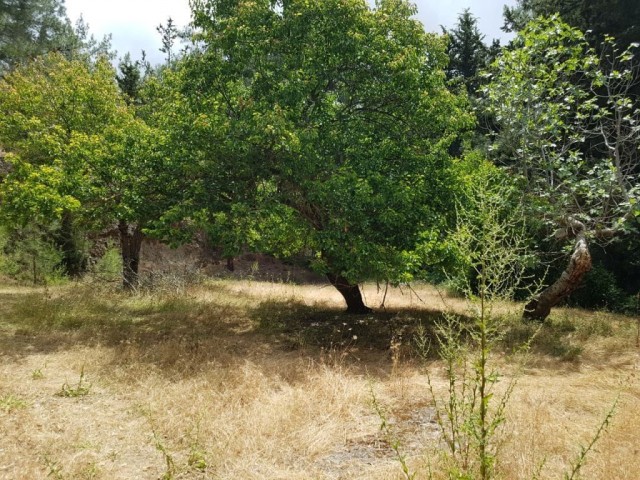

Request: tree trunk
left=119, top=221, right=143, bottom=291
left=327, top=273, right=372, bottom=314
left=54, top=210, right=87, bottom=277
left=523, top=231, right=592, bottom=321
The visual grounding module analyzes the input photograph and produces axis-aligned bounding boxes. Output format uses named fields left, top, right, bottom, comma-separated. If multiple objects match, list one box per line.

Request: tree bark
left=119, top=221, right=143, bottom=291
left=327, top=273, right=372, bottom=314
left=54, top=210, right=87, bottom=277
left=523, top=230, right=592, bottom=321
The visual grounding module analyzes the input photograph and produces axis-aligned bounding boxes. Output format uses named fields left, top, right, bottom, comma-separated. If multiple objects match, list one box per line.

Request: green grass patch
left=0, top=393, right=28, bottom=413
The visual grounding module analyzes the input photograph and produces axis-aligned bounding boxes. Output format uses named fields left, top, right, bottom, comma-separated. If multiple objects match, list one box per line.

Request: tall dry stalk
left=421, top=168, right=537, bottom=479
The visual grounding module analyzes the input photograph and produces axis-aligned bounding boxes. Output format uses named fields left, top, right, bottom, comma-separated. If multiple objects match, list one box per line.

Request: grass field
left=0, top=279, right=638, bottom=479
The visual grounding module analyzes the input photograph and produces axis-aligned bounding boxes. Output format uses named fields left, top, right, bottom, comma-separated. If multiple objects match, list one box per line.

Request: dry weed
left=0, top=280, right=637, bottom=479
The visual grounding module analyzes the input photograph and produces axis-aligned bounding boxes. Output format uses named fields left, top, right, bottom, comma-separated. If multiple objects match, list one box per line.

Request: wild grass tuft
left=0, top=393, right=28, bottom=413
left=56, top=366, right=91, bottom=398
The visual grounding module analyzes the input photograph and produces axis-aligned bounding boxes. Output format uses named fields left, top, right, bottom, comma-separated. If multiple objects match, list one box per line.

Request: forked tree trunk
left=119, top=221, right=143, bottom=291
left=327, top=273, right=372, bottom=314
left=523, top=231, right=592, bottom=321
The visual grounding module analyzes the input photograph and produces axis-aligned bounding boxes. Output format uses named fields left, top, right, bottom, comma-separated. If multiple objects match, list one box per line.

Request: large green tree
left=162, top=0, right=472, bottom=312
left=0, top=53, right=164, bottom=288
left=482, top=16, right=639, bottom=320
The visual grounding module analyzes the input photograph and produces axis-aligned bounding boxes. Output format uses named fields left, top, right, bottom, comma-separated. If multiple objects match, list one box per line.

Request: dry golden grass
left=0, top=279, right=638, bottom=479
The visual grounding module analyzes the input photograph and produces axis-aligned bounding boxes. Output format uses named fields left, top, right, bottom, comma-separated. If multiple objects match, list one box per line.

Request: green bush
left=0, top=225, right=65, bottom=285
left=568, top=264, right=626, bottom=312
left=89, top=244, right=122, bottom=283
left=621, top=294, right=640, bottom=315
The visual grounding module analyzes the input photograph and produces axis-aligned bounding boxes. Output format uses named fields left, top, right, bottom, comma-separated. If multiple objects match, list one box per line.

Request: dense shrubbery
left=0, top=225, right=65, bottom=285
left=568, top=263, right=640, bottom=314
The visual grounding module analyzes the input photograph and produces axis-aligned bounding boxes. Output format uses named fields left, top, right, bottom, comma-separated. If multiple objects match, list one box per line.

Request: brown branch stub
left=552, top=217, right=585, bottom=241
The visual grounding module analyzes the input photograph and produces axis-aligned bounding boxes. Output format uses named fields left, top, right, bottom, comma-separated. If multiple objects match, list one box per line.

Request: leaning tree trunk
left=327, top=273, right=372, bottom=314
left=523, top=229, right=592, bottom=322
left=118, top=221, right=143, bottom=291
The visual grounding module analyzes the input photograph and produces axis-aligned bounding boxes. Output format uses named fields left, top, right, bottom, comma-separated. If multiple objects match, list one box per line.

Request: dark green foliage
left=117, top=53, right=143, bottom=105
left=502, top=0, right=584, bottom=33
left=444, top=9, right=489, bottom=94
left=0, top=0, right=76, bottom=73
left=0, top=224, right=64, bottom=284
left=503, top=0, right=640, bottom=47
left=567, top=264, right=626, bottom=311
left=443, top=10, right=502, bottom=149
left=580, top=0, right=640, bottom=46
left=52, top=211, right=87, bottom=277
left=566, top=244, right=640, bottom=314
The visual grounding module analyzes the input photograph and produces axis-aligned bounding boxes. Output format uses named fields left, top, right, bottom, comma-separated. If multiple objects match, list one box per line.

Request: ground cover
left=0, top=280, right=638, bottom=479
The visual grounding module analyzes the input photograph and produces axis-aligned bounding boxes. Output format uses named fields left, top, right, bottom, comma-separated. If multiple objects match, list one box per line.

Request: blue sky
left=64, top=0, right=516, bottom=66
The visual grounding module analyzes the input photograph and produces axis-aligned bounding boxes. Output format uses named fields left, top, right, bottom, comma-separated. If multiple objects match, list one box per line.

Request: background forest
left=0, top=0, right=638, bottom=317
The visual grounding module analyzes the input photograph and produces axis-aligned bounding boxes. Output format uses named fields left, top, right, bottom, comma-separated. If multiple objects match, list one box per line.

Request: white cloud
left=416, top=0, right=517, bottom=42
left=65, top=0, right=191, bottom=63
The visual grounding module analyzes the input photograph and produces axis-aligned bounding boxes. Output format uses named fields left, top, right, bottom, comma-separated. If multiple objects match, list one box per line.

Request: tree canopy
left=482, top=16, right=639, bottom=319
left=503, top=0, right=640, bottom=47
left=0, top=52, right=164, bottom=287
left=0, top=0, right=637, bottom=316
left=155, top=0, right=473, bottom=311
left=443, top=8, right=489, bottom=94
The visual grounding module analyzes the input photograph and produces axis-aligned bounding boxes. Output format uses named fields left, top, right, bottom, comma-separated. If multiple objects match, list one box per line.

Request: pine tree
left=157, top=17, right=179, bottom=65
left=117, top=53, right=143, bottom=105
left=444, top=9, right=489, bottom=95
left=0, top=0, right=76, bottom=73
